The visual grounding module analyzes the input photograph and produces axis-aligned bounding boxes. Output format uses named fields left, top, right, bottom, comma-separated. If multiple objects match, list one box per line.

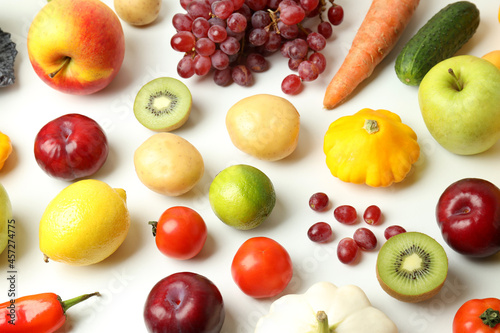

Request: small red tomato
left=453, top=298, right=500, bottom=333
left=231, top=237, right=293, bottom=298
left=150, top=206, right=207, bottom=260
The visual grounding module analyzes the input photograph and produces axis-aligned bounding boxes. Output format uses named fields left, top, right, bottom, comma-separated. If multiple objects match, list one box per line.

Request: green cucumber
left=395, top=1, right=480, bottom=86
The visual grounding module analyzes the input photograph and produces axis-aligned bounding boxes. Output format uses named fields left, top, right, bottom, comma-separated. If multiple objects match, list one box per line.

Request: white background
left=1, top=0, right=499, bottom=332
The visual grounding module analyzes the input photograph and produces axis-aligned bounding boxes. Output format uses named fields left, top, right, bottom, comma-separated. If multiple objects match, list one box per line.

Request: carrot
left=323, top=0, right=420, bottom=109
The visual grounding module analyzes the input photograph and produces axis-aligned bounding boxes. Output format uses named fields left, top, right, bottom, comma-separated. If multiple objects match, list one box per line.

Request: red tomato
left=453, top=298, right=500, bottom=333
left=231, top=237, right=293, bottom=298
left=152, top=206, right=207, bottom=260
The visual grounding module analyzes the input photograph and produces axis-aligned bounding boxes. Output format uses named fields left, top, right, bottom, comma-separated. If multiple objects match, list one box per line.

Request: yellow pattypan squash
left=0, top=131, right=12, bottom=171
left=323, top=108, right=420, bottom=187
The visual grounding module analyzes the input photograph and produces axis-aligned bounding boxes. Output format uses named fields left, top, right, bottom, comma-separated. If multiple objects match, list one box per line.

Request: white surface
left=1, top=0, right=499, bottom=332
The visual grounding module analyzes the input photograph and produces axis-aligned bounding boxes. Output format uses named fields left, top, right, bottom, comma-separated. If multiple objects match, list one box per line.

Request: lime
left=209, top=164, right=276, bottom=230
left=39, top=179, right=130, bottom=266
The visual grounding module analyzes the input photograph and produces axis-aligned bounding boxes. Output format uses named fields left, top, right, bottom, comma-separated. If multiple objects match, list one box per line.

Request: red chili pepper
left=0, top=291, right=100, bottom=332
left=453, top=298, right=500, bottom=333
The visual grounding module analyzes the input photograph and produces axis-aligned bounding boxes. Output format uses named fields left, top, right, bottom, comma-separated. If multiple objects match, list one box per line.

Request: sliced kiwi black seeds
left=134, top=77, right=192, bottom=132
left=376, top=231, right=448, bottom=303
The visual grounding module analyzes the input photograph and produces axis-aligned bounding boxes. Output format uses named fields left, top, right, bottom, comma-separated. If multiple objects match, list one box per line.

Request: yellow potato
left=114, top=0, right=161, bottom=26
left=226, top=94, right=300, bottom=161
left=134, top=133, right=204, bottom=196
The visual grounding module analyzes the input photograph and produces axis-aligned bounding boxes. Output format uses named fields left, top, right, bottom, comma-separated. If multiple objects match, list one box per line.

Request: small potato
left=134, top=133, right=204, bottom=196
left=226, top=94, right=300, bottom=161
left=114, top=0, right=161, bottom=26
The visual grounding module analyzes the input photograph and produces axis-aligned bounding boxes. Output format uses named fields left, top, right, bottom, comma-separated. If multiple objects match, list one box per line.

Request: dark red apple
left=144, top=272, right=225, bottom=333
left=436, top=178, right=500, bottom=257
left=34, top=113, right=108, bottom=181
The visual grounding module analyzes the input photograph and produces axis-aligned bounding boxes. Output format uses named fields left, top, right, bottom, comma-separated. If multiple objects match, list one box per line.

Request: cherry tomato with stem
left=453, top=298, right=500, bottom=333
left=231, top=237, right=293, bottom=298
left=149, top=206, right=207, bottom=260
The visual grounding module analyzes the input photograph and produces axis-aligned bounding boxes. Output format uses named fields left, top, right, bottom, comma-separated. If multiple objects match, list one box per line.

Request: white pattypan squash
left=255, top=281, right=398, bottom=333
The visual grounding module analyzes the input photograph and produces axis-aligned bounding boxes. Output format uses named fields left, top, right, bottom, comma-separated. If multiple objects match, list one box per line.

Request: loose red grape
left=248, top=28, right=269, bottom=46
left=288, top=38, right=309, bottom=60
left=281, top=74, right=302, bottom=95
left=246, top=0, right=267, bottom=11
left=307, top=222, right=333, bottom=243
left=300, top=0, right=319, bottom=12
left=353, top=227, right=377, bottom=251
left=251, top=10, right=272, bottom=28
left=317, top=21, right=332, bottom=39
left=307, top=32, right=326, bottom=51
left=195, top=37, right=216, bottom=56
left=231, top=0, right=245, bottom=10
left=288, top=58, right=302, bottom=71
left=211, top=0, right=234, bottom=19
left=211, top=50, right=230, bottom=70
left=327, top=4, right=344, bottom=26
left=208, top=25, right=228, bottom=43
left=337, top=237, right=360, bottom=264
left=384, top=225, right=406, bottom=240
left=246, top=53, right=269, bottom=72
left=172, top=13, right=193, bottom=31
left=232, top=65, right=253, bottom=86
left=220, top=36, right=240, bottom=55
left=177, top=56, right=195, bottom=78
left=186, top=0, right=211, bottom=19
left=170, top=31, right=196, bottom=52
left=308, top=192, right=329, bottom=212
left=334, top=205, right=358, bottom=225
left=277, top=21, right=299, bottom=39
left=363, top=205, right=382, bottom=225
left=193, top=54, right=212, bottom=76
left=192, top=17, right=210, bottom=38
left=298, top=61, right=319, bottom=81
left=309, top=52, right=326, bottom=73
left=227, top=12, right=247, bottom=33
left=279, top=2, right=306, bottom=25
left=213, top=68, right=233, bottom=86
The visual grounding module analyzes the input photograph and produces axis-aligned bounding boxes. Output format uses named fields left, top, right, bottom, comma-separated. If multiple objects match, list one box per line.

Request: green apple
left=0, top=183, right=12, bottom=254
left=418, top=55, right=500, bottom=155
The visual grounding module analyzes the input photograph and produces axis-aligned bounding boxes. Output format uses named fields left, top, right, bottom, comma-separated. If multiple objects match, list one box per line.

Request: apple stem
left=49, top=57, right=71, bottom=79
left=448, top=68, right=463, bottom=91
left=148, top=221, right=158, bottom=237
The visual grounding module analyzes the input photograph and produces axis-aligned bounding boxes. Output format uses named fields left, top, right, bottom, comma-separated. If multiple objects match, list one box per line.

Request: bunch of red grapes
left=171, top=0, right=344, bottom=94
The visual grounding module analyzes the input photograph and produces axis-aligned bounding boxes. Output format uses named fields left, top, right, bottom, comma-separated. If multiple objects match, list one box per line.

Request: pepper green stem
left=363, top=119, right=379, bottom=134
left=60, top=292, right=100, bottom=314
left=316, top=311, right=330, bottom=333
left=149, top=221, right=158, bottom=237
left=448, top=68, right=463, bottom=91
left=480, top=308, right=500, bottom=328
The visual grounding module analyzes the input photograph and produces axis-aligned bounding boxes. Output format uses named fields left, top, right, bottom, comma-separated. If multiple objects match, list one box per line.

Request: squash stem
left=316, top=311, right=330, bottom=333
left=448, top=68, right=463, bottom=91
left=479, top=308, right=500, bottom=328
left=363, top=119, right=379, bottom=134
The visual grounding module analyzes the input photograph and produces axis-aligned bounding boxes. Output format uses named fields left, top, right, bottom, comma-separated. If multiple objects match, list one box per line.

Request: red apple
left=34, top=113, right=109, bottom=181
left=27, top=0, right=125, bottom=95
left=436, top=178, right=500, bottom=257
left=144, top=272, right=225, bottom=333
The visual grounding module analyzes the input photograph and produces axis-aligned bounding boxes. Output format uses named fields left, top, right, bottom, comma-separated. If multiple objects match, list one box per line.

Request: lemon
left=0, top=183, right=12, bottom=254
left=39, top=179, right=130, bottom=266
left=209, top=164, right=276, bottom=230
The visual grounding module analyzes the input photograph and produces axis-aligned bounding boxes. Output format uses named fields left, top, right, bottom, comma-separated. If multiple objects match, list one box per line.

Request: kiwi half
left=376, top=231, right=448, bottom=303
left=133, top=77, right=192, bottom=131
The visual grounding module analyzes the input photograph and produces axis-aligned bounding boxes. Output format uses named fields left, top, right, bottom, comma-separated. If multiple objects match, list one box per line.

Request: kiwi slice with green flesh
left=134, top=77, right=192, bottom=131
left=376, top=231, right=448, bottom=303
